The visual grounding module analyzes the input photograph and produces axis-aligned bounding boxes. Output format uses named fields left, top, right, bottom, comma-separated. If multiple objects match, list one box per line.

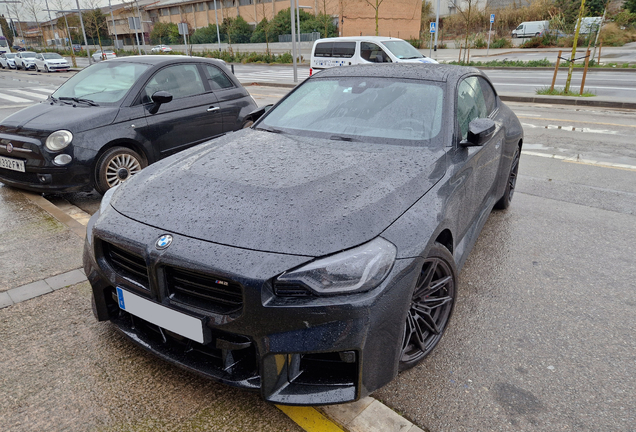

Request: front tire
left=399, top=243, right=457, bottom=371
left=45, top=65, right=50, bottom=73
left=494, top=146, right=520, bottom=210
left=95, top=147, right=147, bottom=194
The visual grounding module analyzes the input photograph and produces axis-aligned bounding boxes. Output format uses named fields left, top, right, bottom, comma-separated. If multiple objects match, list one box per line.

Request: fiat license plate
left=116, top=287, right=205, bottom=343
left=0, top=155, right=25, bottom=172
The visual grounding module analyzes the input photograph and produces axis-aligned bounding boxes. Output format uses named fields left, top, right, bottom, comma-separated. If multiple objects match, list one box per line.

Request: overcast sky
left=3, top=0, right=125, bottom=24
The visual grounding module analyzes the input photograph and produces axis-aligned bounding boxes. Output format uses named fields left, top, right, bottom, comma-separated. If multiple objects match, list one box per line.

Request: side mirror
left=148, top=90, right=173, bottom=114
left=460, top=118, right=496, bottom=147
left=247, top=104, right=274, bottom=122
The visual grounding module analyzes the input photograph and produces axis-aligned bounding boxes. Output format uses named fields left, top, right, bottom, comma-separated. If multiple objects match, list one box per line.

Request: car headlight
left=45, top=130, right=73, bottom=151
left=99, top=184, right=119, bottom=215
left=276, top=237, right=397, bottom=295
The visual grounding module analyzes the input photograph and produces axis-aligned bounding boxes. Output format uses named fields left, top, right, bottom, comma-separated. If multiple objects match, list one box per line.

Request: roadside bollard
left=550, top=50, right=562, bottom=92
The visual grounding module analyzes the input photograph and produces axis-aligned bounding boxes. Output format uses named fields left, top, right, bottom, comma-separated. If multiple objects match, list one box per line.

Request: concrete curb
left=499, top=94, right=636, bottom=110
left=318, top=397, right=425, bottom=432
left=0, top=268, right=87, bottom=309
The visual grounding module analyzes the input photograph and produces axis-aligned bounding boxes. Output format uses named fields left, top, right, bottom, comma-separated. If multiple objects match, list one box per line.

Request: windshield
left=52, top=61, right=150, bottom=104
left=381, top=40, right=423, bottom=60
left=258, top=77, right=444, bottom=146
left=42, top=53, right=63, bottom=59
left=6, top=53, right=15, bottom=59
left=0, top=39, right=7, bottom=48
left=22, top=52, right=36, bottom=58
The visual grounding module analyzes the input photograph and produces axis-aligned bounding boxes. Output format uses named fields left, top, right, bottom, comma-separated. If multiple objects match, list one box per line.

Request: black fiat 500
left=0, top=56, right=259, bottom=194
left=84, top=64, right=523, bottom=405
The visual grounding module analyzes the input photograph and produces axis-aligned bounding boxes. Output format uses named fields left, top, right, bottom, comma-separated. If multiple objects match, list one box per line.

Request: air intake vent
left=165, top=266, right=243, bottom=314
left=103, top=242, right=149, bottom=288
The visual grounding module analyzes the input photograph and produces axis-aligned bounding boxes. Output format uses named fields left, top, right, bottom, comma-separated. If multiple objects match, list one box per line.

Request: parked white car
left=310, top=36, right=437, bottom=75
left=150, top=45, right=173, bottom=53
left=512, top=20, right=549, bottom=38
left=0, top=52, right=17, bottom=69
left=34, top=52, right=70, bottom=72
left=15, top=51, right=37, bottom=70
left=92, top=50, right=117, bottom=61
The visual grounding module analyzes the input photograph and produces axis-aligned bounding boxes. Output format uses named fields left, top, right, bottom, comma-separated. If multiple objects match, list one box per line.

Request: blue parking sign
left=430, top=22, right=436, bottom=33
left=490, top=14, right=495, bottom=23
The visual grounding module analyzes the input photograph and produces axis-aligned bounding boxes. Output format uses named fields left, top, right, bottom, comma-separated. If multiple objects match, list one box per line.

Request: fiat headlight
left=276, top=237, right=397, bottom=295
left=45, top=130, right=73, bottom=151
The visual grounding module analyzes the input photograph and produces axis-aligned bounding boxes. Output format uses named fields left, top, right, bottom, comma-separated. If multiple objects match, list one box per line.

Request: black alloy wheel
left=399, top=243, right=456, bottom=371
left=95, top=146, right=147, bottom=194
left=494, top=146, right=520, bottom=210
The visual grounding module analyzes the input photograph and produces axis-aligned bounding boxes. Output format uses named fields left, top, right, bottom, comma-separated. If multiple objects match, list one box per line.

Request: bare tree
left=449, top=0, right=490, bottom=61
left=22, top=0, right=44, bottom=45
left=363, top=0, right=384, bottom=36
left=83, top=0, right=108, bottom=54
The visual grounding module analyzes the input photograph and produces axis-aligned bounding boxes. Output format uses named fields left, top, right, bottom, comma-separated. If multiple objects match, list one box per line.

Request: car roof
left=106, top=55, right=223, bottom=66
left=315, top=36, right=409, bottom=43
left=314, top=63, right=484, bottom=84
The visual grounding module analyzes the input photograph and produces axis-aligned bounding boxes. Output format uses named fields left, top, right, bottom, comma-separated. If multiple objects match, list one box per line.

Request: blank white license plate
left=0, top=155, right=25, bottom=172
left=116, top=287, right=204, bottom=343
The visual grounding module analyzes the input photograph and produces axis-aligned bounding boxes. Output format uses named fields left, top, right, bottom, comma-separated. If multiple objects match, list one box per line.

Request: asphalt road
left=1, top=74, right=635, bottom=431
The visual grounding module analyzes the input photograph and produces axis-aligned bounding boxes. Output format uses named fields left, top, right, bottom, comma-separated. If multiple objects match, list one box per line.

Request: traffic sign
left=490, top=14, right=495, bottom=23
left=430, top=22, right=436, bottom=33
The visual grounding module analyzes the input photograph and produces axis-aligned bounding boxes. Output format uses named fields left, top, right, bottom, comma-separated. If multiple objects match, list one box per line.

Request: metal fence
left=278, top=32, right=321, bottom=43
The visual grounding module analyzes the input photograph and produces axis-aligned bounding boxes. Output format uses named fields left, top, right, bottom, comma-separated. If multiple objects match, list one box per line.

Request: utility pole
left=290, top=0, right=297, bottom=82
left=109, top=0, right=118, bottom=49
left=73, top=0, right=92, bottom=63
left=213, top=0, right=221, bottom=52
left=434, top=0, right=439, bottom=53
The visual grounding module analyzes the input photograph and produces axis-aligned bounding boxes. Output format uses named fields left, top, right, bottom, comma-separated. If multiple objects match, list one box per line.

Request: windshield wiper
left=257, top=126, right=284, bottom=134
left=59, top=96, right=99, bottom=106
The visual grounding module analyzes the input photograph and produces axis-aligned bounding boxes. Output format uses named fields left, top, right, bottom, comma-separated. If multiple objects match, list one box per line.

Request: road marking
left=522, top=150, right=636, bottom=171
left=10, top=89, right=49, bottom=100
left=276, top=406, right=345, bottom=432
left=0, top=92, right=31, bottom=103
left=518, top=116, right=636, bottom=128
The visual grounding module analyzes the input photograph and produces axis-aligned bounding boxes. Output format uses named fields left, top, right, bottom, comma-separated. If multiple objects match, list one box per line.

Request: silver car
left=15, top=51, right=37, bottom=70
left=34, top=52, right=70, bottom=72
left=0, top=53, right=17, bottom=69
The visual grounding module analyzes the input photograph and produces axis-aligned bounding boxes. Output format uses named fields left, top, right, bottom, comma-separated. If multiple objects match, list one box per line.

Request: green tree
left=191, top=24, right=220, bottom=44
left=221, top=16, right=252, bottom=44
left=270, top=7, right=315, bottom=37
left=250, top=18, right=276, bottom=43
left=83, top=8, right=109, bottom=46
left=585, top=0, right=609, bottom=16
left=150, top=22, right=178, bottom=45
left=624, top=0, right=636, bottom=13
left=1, top=16, right=14, bottom=46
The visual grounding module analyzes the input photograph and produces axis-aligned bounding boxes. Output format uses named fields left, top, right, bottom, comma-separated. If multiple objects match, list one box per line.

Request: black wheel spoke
left=400, top=248, right=456, bottom=370
left=412, top=305, right=440, bottom=335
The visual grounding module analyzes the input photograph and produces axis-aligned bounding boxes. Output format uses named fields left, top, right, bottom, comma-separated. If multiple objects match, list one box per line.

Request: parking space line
left=521, top=150, right=636, bottom=171
left=276, top=406, right=346, bottom=432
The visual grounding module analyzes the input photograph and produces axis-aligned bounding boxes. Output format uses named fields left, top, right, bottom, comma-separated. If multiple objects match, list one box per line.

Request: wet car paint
left=84, top=64, right=523, bottom=405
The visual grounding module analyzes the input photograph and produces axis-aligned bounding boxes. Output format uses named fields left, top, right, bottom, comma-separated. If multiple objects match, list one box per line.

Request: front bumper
left=84, top=207, right=421, bottom=405
left=0, top=132, right=95, bottom=192
left=47, top=64, right=70, bottom=71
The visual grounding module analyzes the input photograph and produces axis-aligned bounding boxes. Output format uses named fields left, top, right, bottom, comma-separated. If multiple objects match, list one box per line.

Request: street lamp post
left=73, top=0, right=92, bottom=63
left=290, top=0, right=297, bottom=82
left=109, top=0, right=119, bottom=49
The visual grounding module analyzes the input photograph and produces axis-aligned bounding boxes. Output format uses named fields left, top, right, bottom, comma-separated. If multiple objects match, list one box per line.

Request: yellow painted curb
left=276, top=405, right=346, bottom=432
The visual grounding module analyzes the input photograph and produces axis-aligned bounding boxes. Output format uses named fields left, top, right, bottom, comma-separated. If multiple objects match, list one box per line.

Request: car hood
left=0, top=102, right=118, bottom=135
left=111, top=129, right=447, bottom=257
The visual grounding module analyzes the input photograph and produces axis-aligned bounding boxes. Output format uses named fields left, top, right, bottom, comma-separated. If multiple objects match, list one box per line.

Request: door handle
left=207, top=106, right=220, bottom=112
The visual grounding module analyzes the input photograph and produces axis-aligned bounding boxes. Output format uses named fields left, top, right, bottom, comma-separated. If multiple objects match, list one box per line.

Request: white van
left=512, top=20, right=549, bottom=38
left=310, top=36, right=437, bottom=75
left=576, top=17, right=602, bottom=34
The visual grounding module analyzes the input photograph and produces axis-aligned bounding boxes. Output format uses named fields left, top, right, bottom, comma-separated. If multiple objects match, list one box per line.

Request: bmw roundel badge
left=155, top=234, right=173, bottom=250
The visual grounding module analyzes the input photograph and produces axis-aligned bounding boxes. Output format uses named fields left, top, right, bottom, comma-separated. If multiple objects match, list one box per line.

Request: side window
left=314, top=42, right=333, bottom=57
left=360, top=42, right=390, bottom=63
left=478, top=77, right=497, bottom=116
left=142, top=64, right=205, bottom=103
left=456, top=76, right=488, bottom=140
left=204, top=65, right=234, bottom=90
left=331, top=42, right=355, bottom=58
